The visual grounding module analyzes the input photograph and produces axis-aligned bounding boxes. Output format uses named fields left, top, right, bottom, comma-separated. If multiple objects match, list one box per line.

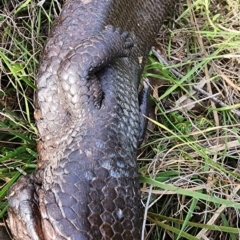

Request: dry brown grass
left=140, top=0, right=240, bottom=239
left=0, top=0, right=240, bottom=239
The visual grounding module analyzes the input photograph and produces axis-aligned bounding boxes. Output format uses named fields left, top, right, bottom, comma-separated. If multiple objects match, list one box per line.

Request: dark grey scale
left=7, top=0, right=175, bottom=239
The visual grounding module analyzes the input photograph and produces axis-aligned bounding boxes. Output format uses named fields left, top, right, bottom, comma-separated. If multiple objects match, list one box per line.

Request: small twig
left=16, top=167, right=27, bottom=176
left=164, top=93, right=220, bottom=114
left=141, top=184, right=153, bottom=240
left=151, top=47, right=240, bottom=117
left=151, top=47, right=183, bottom=78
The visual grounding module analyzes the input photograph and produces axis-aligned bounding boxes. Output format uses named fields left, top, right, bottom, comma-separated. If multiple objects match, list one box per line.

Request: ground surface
left=0, top=0, right=240, bottom=239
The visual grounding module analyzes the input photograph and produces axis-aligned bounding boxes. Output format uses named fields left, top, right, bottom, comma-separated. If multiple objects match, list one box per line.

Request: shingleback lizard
left=7, top=0, right=174, bottom=239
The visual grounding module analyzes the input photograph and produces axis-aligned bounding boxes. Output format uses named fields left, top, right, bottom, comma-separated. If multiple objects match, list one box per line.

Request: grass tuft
left=0, top=0, right=62, bottom=225
left=140, top=0, right=240, bottom=239
left=0, top=0, right=240, bottom=239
